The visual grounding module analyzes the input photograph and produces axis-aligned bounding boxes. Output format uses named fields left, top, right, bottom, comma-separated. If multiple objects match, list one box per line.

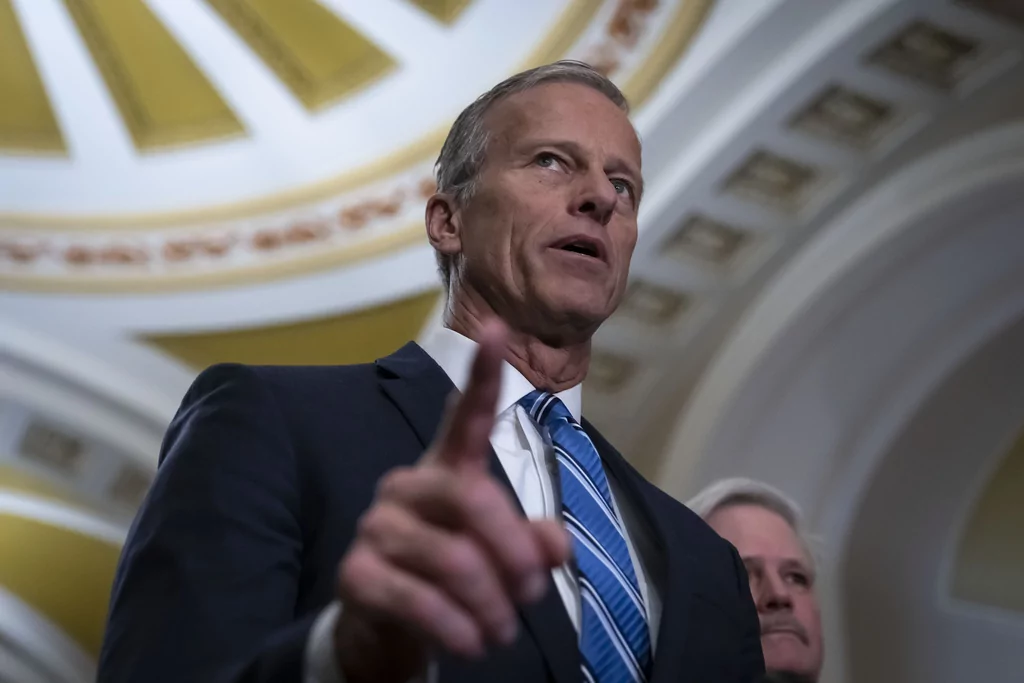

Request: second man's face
left=707, top=504, right=824, bottom=681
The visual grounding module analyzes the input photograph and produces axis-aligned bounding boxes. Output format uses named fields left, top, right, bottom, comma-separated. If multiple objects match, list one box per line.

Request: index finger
left=433, top=318, right=507, bottom=471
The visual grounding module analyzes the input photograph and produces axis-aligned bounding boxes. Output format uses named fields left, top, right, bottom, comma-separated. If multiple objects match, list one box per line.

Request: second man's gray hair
left=686, top=477, right=819, bottom=570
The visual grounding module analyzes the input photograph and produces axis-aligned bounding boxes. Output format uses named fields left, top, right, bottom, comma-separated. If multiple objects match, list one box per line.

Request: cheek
left=614, top=224, right=638, bottom=269
left=624, top=225, right=639, bottom=252
left=797, top=598, right=823, bottom=636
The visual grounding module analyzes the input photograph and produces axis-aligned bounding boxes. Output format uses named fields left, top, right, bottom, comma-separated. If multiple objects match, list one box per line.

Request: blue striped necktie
left=519, top=390, right=653, bottom=683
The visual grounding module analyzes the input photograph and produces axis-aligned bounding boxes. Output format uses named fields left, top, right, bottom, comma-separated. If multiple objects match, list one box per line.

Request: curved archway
left=659, top=122, right=1024, bottom=681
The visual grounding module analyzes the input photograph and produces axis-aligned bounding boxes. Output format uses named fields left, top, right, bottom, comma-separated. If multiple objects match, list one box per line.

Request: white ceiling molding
left=0, top=317, right=181, bottom=425
left=659, top=120, right=1024, bottom=495
left=0, top=582, right=97, bottom=683
left=0, top=491, right=126, bottom=545
left=657, top=121, right=1024, bottom=682
left=0, top=320, right=169, bottom=508
left=0, top=240, right=441, bottom=335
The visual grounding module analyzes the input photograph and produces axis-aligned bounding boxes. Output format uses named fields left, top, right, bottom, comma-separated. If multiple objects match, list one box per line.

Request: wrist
left=334, top=608, right=427, bottom=683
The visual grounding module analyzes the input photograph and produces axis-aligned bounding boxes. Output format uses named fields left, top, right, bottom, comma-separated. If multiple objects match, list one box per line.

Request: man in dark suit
left=98, top=61, right=764, bottom=683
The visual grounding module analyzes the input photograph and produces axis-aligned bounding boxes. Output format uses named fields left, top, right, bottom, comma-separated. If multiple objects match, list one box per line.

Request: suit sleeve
left=98, top=364, right=315, bottom=683
left=728, top=544, right=766, bottom=682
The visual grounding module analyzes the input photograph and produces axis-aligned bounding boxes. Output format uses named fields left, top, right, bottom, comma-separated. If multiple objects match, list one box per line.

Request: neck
left=444, top=284, right=591, bottom=393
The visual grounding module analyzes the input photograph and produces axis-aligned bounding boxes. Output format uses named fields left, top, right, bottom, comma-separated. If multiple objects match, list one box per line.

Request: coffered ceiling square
left=959, top=0, right=1024, bottom=28
left=790, top=84, right=900, bottom=149
left=723, top=150, right=821, bottom=211
left=620, top=281, right=690, bottom=325
left=588, top=352, right=636, bottom=393
left=18, top=421, right=84, bottom=474
left=109, top=465, right=154, bottom=509
left=666, top=214, right=750, bottom=267
left=867, top=21, right=983, bottom=90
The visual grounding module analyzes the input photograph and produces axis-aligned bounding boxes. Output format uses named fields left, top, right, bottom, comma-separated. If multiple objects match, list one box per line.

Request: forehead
left=706, top=504, right=808, bottom=564
left=484, top=82, right=641, bottom=160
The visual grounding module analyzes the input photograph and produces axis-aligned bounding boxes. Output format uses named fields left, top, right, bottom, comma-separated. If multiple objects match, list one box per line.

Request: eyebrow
left=742, top=556, right=813, bottom=575
left=520, top=138, right=644, bottom=198
left=780, top=558, right=814, bottom=577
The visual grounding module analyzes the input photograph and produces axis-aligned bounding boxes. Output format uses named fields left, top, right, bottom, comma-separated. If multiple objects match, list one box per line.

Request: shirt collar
left=420, top=325, right=582, bottom=421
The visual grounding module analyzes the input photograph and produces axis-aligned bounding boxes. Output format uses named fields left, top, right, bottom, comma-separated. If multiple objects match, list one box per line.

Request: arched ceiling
left=654, top=113, right=1024, bottom=682
left=844, top=315, right=1024, bottom=683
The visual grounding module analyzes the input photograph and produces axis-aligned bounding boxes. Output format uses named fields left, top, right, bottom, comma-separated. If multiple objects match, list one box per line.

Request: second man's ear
left=425, top=193, right=463, bottom=257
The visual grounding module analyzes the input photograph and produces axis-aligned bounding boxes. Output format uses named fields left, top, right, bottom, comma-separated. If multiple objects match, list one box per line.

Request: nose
left=572, top=170, right=618, bottom=226
left=758, top=573, right=794, bottom=613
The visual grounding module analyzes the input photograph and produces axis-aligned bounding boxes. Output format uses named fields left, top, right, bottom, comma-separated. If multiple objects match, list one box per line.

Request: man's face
left=444, top=82, right=642, bottom=341
left=706, top=504, right=823, bottom=681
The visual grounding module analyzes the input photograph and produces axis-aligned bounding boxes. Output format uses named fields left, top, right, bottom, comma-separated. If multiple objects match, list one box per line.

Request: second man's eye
left=787, top=572, right=811, bottom=588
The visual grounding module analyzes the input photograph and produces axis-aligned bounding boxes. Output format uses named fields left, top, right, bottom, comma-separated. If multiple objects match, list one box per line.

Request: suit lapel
left=376, top=343, right=580, bottom=683
left=495, top=453, right=582, bottom=683
left=376, top=342, right=454, bottom=449
left=582, top=420, right=695, bottom=683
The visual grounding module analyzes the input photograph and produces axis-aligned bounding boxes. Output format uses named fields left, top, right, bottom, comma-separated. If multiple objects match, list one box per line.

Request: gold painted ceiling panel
left=409, top=0, right=472, bottom=24
left=0, top=0, right=64, bottom=153
left=951, top=427, right=1024, bottom=613
left=204, top=0, right=395, bottom=111
left=62, top=0, right=244, bottom=151
left=0, top=513, right=119, bottom=655
left=146, top=289, right=439, bottom=370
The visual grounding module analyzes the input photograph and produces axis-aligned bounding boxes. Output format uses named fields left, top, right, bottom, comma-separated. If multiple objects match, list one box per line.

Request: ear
left=425, top=192, right=463, bottom=257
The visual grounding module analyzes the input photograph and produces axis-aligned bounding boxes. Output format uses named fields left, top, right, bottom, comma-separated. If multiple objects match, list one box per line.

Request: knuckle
left=381, top=574, right=417, bottom=609
left=356, top=504, right=392, bottom=539
left=376, top=466, right=415, bottom=499
left=457, top=478, right=498, bottom=519
left=356, top=504, right=413, bottom=559
left=439, top=537, right=486, bottom=584
left=337, top=545, right=377, bottom=599
left=501, top=524, right=543, bottom=576
left=406, top=585, right=445, bottom=624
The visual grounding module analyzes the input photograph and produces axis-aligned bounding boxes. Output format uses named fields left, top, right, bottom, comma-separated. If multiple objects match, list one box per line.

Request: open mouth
left=551, top=235, right=606, bottom=262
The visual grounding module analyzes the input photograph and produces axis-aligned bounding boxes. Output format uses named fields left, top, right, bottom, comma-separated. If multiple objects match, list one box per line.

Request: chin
left=541, top=284, right=617, bottom=322
left=547, top=299, right=612, bottom=330
left=763, top=649, right=817, bottom=681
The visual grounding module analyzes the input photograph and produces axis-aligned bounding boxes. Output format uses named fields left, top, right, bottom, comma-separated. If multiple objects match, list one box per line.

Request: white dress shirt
left=305, top=328, right=661, bottom=682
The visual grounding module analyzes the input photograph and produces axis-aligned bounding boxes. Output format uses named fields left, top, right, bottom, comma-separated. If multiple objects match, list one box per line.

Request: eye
left=611, top=178, right=633, bottom=196
left=786, top=571, right=811, bottom=588
left=535, top=152, right=564, bottom=170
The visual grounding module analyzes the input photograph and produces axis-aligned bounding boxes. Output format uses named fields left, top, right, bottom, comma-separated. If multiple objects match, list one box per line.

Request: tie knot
left=518, top=390, right=573, bottom=427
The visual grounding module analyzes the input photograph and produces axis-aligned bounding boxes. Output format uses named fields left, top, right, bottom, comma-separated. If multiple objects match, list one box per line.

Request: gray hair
left=432, top=60, right=631, bottom=291
left=687, top=477, right=819, bottom=571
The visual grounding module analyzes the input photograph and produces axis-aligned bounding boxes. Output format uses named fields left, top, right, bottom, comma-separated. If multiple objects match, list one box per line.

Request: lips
left=761, top=625, right=808, bottom=644
left=549, top=234, right=608, bottom=263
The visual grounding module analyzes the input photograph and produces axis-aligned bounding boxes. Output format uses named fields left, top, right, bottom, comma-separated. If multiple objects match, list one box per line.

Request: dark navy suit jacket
left=98, top=342, right=764, bottom=683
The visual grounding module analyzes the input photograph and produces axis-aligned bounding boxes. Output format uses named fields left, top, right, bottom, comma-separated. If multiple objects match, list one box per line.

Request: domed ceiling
left=0, top=0, right=709, bottom=291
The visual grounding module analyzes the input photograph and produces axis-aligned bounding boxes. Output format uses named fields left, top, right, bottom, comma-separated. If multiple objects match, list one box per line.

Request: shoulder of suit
left=644, top=481, right=735, bottom=553
left=188, top=361, right=379, bottom=403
